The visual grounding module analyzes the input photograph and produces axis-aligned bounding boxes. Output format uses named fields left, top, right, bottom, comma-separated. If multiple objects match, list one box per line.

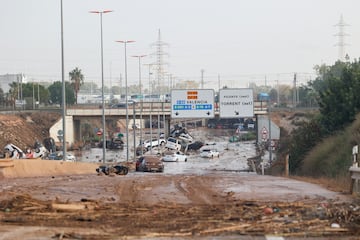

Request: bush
left=288, top=119, right=324, bottom=174
left=294, top=113, right=360, bottom=189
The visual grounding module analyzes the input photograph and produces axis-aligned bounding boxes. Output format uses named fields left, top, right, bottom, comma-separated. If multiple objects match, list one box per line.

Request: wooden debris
left=51, top=203, right=95, bottom=211
left=199, top=223, right=252, bottom=234
left=0, top=195, right=359, bottom=237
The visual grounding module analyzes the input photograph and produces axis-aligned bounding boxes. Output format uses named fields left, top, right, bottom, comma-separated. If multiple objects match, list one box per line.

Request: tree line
left=0, top=68, right=83, bottom=108
left=288, top=59, right=360, bottom=176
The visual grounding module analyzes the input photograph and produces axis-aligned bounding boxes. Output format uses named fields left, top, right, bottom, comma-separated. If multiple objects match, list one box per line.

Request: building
left=0, top=73, right=27, bottom=93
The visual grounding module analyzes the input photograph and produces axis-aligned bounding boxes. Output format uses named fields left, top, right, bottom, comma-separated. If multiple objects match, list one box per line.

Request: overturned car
left=96, top=165, right=129, bottom=175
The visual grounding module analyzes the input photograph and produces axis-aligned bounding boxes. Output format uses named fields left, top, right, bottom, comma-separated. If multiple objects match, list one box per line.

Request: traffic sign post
left=171, top=89, right=215, bottom=118
left=219, top=88, right=254, bottom=118
left=96, top=128, right=103, bottom=136
left=261, top=127, right=268, bottom=142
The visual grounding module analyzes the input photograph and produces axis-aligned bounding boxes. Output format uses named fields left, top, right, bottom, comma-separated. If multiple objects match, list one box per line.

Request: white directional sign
left=219, top=88, right=254, bottom=118
left=171, top=89, right=215, bottom=118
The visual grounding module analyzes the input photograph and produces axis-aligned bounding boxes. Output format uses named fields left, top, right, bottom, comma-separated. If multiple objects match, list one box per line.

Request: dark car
left=96, top=165, right=129, bottom=175
left=98, top=138, right=124, bottom=149
left=136, top=145, right=147, bottom=156
left=187, top=141, right=204, bottom=151
left=110, top=103, right=127, bottom=108
left=135, top=155, right=164, bottom=172
left=45, top=151, right=76, bottom=161
left=110, top=100, right=136, bottom=108
left=107, top=138, right=124, bottom=150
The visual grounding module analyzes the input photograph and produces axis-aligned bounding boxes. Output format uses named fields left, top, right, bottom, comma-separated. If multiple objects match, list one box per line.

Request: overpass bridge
left=51, top=102, right=268, bottom=145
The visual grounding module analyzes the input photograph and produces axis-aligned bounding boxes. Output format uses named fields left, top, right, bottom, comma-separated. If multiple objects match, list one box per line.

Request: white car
left=200, top=149, right=220, bottom=158
left=46, top=151, right=76, bottom=162
left=178, top=133, right=193, bottom=143
left=162, top=151, right=188, bottom=162
left=142, top=138, right=166, bottom=150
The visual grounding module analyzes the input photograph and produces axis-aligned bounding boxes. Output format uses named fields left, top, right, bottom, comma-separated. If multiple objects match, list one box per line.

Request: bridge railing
left=66, top=101, right=269, bottom=116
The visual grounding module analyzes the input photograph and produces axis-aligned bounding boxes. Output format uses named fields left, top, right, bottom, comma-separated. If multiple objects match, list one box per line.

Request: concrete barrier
left=349, top=166, right=360, bottom=194
left=0, top=159, right=100, bottom=178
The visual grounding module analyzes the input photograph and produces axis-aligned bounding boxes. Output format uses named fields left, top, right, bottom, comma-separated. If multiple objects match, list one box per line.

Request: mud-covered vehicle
left=96, top=165, right=129, bottom=175
left=97, top=138, right=124, bottom=150
left=135, top=155, right=164, bottom=172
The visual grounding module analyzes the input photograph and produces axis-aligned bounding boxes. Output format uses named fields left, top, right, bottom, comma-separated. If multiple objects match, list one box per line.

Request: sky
left=1, top=0, right=360, bottom=91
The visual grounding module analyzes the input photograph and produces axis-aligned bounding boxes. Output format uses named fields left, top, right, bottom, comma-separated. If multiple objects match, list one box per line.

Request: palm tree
left=69, top=67, right=84, bottom=104
left=8, top=82, right=20, bottom=108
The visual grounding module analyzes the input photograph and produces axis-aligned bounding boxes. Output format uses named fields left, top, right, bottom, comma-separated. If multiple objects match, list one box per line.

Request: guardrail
left=349, top=166, right=360, bottom=194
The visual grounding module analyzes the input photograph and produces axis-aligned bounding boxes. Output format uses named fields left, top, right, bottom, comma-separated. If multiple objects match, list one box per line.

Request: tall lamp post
left=116, top=40, right=135, bottom=162
left=268, top=98, right=272, bottom=165
left=144, top=63, right=154, bottom=146
left=60, top=0, right=66, bottom=161
left=132, top=55, right=146, bottom=154
left=90, top=9, right=113, bottom=163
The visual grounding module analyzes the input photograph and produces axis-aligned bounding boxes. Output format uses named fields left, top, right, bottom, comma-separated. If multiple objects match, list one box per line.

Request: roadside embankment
left=0, top=159, right=100, bottom=178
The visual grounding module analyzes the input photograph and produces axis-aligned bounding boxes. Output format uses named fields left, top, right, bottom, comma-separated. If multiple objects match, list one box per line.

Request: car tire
left=119, top=167, right=128, bottom=175
left=114, top=166, right=128, bottom=175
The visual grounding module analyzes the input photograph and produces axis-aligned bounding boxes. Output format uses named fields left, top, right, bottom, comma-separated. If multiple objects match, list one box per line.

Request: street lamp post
left=37, top=81, right=40, bottom=109
left=132, top=55, right=146, bottom=98
left=144, top=63, right=154, bottom=147
left=132, top=55, right=146, bottom=155
left=32, top=82, right=35, bottom=109
left=90, top=10, right=113, bottom=163
left=268, top=99, right=272, bottom=164
left=116, top=40, right=135, bottom=162
left=60, top=0, right=66, bottom=161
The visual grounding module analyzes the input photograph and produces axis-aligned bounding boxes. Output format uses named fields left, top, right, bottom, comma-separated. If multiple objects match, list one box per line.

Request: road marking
left=266, top=236, right=285, bottom=240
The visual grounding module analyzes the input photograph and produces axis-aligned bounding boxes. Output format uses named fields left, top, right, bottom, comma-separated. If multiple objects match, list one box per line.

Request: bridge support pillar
left=164, top=118, right=171, bottom=137
left=49, top=115, right=75, bottom=147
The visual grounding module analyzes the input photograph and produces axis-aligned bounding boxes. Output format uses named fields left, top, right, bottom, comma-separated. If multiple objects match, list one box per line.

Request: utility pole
left=109, top=61, right=112, bottom=99
left=293, top=73, right=297, bottom=108
left=201, top=69, right=204, bottom=89
left=264, top=75, right=267, bottom=87
left=119, top=73, right=123, bottom=96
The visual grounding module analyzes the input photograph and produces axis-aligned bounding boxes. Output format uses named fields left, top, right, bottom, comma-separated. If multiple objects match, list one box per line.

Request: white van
left=165, top=137, right=181, bottom=151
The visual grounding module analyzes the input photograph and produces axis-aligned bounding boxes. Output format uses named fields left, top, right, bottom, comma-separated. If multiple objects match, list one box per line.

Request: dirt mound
left=0, top=112, right=61, bottom=151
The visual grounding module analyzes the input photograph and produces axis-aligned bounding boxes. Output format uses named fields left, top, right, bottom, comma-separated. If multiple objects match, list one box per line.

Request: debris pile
left=0, top=195, right=359, bottom=238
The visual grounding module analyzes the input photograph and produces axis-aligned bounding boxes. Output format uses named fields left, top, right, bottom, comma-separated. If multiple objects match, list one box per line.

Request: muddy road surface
left=0, top=172, right=359, bottom=240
